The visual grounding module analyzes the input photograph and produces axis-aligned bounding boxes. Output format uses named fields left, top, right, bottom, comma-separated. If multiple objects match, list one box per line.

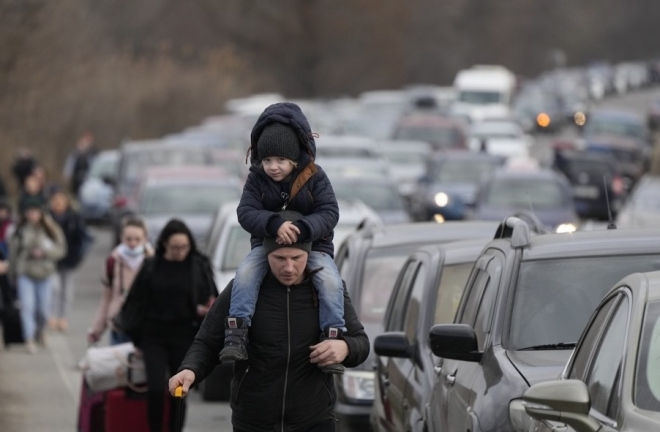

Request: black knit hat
left=257, top=122, right=301, bottom=162
left=263, top=210, right=312, bottom=256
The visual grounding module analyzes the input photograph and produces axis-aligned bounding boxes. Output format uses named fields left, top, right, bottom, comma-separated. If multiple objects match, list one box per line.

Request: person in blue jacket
left=219, top=102, right=346, bottom=374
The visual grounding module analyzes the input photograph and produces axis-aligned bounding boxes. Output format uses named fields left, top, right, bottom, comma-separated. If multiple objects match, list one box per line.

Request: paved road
left=0, top=87, right=657, bottom=432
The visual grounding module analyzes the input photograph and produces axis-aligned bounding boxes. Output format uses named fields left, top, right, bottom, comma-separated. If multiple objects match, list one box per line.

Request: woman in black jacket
left=120, top=219, right=217, bottom=432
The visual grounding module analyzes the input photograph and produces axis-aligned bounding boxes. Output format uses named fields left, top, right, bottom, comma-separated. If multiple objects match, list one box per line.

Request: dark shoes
left=320, top=327, right=345, bottom=375
left=219, top=317, right=249, bottom=362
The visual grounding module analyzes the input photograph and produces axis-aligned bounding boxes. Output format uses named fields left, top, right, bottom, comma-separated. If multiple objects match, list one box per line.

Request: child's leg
left=308, top=252, right=346, bottom=332
left=228, top=246, right=268, bottom=327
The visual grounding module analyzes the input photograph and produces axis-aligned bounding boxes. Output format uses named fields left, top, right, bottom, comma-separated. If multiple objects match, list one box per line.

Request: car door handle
left=433, top=366, right=442, bottom=375
left=445, top=372, right=456, bottom=386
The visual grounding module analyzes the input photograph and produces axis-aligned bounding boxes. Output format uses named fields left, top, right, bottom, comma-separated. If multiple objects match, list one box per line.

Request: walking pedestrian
left=0, top=200, right=13, bottom=258
left=87, top=215, right=153, bottom=346
left=219, top=103, right=346, bottom=375
left=18, top=174, right=46, bottom=214
left=8, top=197, right=66, bottom=353
left=169, top=212, right=370, bottom=432
left=118, top=219, right=217, bottom=432
left=48, top=190, right=91, bottom=332
left=63, top=131, right=96, bottom=197
left=11, top=148, right=36, bottom=191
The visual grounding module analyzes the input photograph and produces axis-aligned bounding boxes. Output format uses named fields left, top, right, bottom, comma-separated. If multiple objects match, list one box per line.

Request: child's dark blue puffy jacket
left=237, top=102, right=339, bottom=257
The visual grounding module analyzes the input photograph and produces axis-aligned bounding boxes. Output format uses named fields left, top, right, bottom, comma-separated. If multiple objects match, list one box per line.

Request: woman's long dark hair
left=155, top=218, right=197, bottom=258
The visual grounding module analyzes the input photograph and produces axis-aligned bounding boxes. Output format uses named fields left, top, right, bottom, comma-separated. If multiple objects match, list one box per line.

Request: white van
left=451, top=65, right=517, bottom=122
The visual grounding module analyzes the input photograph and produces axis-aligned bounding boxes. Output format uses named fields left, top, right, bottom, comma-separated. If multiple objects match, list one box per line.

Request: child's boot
left=319, top=327, right=345, bottom=375
left=219, top=317, right=249, bottom=362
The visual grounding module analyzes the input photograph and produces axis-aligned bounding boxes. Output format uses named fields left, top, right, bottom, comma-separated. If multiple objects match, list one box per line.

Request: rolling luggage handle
left=174, top=386, right=184, bottom=432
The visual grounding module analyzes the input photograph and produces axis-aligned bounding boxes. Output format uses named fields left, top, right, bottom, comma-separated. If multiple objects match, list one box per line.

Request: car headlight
left=556, top=223, right=577, bottom=234
left=342, top=371, right=375, bottom=401
left=434, top=192, right=449, bottom=207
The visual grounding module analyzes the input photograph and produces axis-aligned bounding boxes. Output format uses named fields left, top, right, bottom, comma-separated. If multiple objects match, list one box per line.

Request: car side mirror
left=523, top=380, right=600, bottom=432
left=429, top=324, right=482, bottom=362
left=374, top=332, right=412, bottom=358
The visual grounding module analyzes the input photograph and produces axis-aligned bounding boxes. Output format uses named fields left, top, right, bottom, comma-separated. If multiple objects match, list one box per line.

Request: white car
left=468, top=120, right=532, bottom=159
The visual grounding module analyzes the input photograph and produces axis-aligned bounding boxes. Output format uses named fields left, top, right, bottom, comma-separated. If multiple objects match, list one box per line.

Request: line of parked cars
left=333, top=215, right=660, bottom=432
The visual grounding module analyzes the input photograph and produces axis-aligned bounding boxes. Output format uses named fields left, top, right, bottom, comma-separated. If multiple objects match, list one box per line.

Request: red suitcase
left=104, top=388, right=170, bottom=432
left=77, top=381, right=106, bottom=432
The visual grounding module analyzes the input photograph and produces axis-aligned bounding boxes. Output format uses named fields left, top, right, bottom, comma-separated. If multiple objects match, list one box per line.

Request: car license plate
left=573, top=185, right=599, bottom=199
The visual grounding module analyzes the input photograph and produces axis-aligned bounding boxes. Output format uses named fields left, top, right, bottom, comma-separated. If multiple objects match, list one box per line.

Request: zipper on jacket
left=234, top=366, right=249, bottom=404
left=281, top=287, right=292, bottom=431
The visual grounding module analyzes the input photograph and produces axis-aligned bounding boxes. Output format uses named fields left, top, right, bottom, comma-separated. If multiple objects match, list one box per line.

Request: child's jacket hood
left=249, top=102, right=316, bottom=168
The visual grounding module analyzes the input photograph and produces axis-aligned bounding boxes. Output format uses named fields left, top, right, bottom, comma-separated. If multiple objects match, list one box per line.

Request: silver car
left=78, top=150, right=119, bottom=223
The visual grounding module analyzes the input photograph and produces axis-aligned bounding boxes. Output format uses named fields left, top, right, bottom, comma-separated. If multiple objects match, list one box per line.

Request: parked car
left=111, top=140, right=221, bottom=244
left=318, top=158, right=390, bottom=181
left=468, top=120, right=532, bottom=159
left=516, top=270, right=660, bottom=432
left=470, top=169, right=579, bottom=233
left=333, top=221, right=499, bottom=431
left=553, top=150, right=625, bottom=220
left=616, top=175, right=660, bottom=228
left=377, top=140, right=431, bottom=198
left=78, top=149, right=119, bottom=223
left=583, top=109, right=651, bottom=148
left=410, top=152, right=505, bottom=222
left=392, top=113, right=467, bottom=151
left=513, top=88, right=565, bottom=133
left=371, top=239, right=491, bottom=432
left=584, top=136, right=648, bottom=192
left=332, top=176, right=410, bottom=224
left=648, top=98, right=660, bottom=130
left=134, top=166, right=242, bottom=249
left=426, top=217, right=660, bottom=432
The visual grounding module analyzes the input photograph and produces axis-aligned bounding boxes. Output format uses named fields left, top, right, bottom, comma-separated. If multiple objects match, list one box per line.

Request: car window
left=220, top=226, right=251, bottom=271
left=508, top=254, right=660, bottom=350
left=333, top=182, right=404, bottom=211
left=473, top=258, right=502, bottom=350
left=459, top=270, right=489, bottom=327
left=485, top=179, right=566, bottom=208
left=386, top=261, right=419, bottom=332
left=569, top=296, right=619, bottom=380
left=634, top=301, right=660, bottom=412
left=403, top=263, right=427, bottom=342
left=585, top=296, right=629, bottom=417
left=434, top=263, right=474, bottom=325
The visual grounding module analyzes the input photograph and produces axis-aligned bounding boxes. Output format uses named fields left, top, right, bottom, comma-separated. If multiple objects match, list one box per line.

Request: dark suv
left=333, top=221, right=498, bottom=431
left=426, top=218, right=660, bottom=432
left=371, top=239, right=490, bottom=432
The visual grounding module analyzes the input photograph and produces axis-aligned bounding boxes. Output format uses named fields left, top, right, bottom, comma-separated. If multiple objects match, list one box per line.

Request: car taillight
left=114, top=196, right=128, bottom=208
left=612, top=176, right=624, bottom=196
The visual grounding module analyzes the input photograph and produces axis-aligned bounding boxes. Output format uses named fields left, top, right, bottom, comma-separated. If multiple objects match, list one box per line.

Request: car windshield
left=635, top=301, right=660, bottom=412
left=509, top=255, right=660, bottom=350
left=88, top=156, right=118, bottom=179
left=585, top=118, right=646, bottom=140
left=459, top=91, right=502, bottom=104
left=333, top=182, right=404, bottom=211
left=139, top=184, right=240, bottom=215
left=123, top=148, right=214, bottom=182
left=381, top=149, right=427, bottom=165
left=563, top=159, right=613, bottom=181
left=359, top=248, right=418, bottom=324
left=221, top=225, right=251, bottom=271
left=433, top=160, right=499, bottom=184
left=394, top=125, right=462, bottom=149
left=471, top=123, right=521, bottom=140
left=485, top=179, right=565, bottom=208
left=587, top=145, right=641, bottom=164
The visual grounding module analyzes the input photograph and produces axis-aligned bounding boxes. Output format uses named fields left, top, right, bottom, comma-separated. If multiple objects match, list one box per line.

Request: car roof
left=517, top=229, right=660, bottom=261
left=378, top=140, right=431, bottom=153
left=417, top=238, right=493, bottom=265
left=357, top=221, right=499, bottom=250
left=491, top=168, right=563, bottom=181
left=431, top=151, right=505, bottom=163
left=397, top=113, right=464, bottom=127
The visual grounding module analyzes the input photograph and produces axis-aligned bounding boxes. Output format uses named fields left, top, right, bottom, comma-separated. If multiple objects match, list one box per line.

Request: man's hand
left=276, top=221, right=300, bottom=245
left=0, top=261, right=8, bottom=275
left=169, top=369, right=196, bottom=397
left=310, top=340, right=349, bottom=368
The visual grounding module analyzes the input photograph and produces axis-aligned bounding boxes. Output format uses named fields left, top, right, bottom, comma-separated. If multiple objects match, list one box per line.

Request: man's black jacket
left=237, top=102, right=339, bottom=256
left=179, top=273, right=370, bottom=432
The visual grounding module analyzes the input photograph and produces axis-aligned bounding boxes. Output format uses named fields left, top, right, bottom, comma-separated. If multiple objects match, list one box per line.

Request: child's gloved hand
left=277, top=221, right=300, bottom=245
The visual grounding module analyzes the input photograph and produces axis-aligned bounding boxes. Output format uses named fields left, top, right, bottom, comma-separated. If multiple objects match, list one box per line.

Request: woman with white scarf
left=88, top=216, right=153, bottom=345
